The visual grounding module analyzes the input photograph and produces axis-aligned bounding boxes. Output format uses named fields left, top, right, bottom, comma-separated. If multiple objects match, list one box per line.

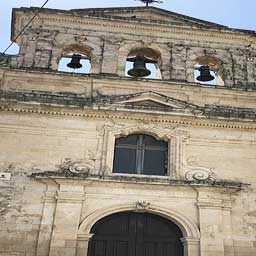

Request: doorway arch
left=88, top=211, right=183, bottom=256
left=77, top=204, right=200, bottom=256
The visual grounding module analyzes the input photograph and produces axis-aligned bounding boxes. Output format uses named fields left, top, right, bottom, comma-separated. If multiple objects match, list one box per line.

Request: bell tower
left=0, top=4, right=255, bottom=256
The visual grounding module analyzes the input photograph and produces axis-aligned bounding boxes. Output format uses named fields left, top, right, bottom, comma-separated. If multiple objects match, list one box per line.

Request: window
left=113, top=134, right=168, bottom=176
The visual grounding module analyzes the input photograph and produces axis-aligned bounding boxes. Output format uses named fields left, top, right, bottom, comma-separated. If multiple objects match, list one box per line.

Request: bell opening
left=58, top=53, right=91, bottom=74
left=194, top=64, right=216, bottom=85
left=126, top=56, right=158, bottom=79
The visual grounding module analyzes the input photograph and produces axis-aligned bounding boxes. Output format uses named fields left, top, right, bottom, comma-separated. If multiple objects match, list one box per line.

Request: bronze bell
left=127, top=56, right=157, bottom=77
left=67, top=54, right=83, bottom=69
left=196, top=65, right=215, bottom=82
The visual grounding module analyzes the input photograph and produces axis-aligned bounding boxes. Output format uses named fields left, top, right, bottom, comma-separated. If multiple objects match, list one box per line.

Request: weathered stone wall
left=8, top=7, right=256, bottom=90
left=0, top=6, right=255, bottom=256
left=0, top=104, right=255, bottom=255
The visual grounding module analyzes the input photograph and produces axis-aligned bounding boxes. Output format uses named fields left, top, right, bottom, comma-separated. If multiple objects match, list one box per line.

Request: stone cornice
left=0, top=104, right=255, bottom=131
left=32, top=172, right=248, bottom=191
left=12, top=10, right=255, bottom=47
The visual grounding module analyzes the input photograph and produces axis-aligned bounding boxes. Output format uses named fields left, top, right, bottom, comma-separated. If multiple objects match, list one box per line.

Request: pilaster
left=36, top=180, right=58, bottom=256
left=76, top=234, right=93, bottom=256
left=181, top=237, right=200, bottom=256
left=197, top=188, right=225, bottom=256
left=49, top=181, right=85, bottom=256
left=101, top=37, right=122, bottom=74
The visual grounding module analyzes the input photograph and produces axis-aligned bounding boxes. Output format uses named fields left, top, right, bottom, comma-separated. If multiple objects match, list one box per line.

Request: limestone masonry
left=0, top=6, right=255, bottom=256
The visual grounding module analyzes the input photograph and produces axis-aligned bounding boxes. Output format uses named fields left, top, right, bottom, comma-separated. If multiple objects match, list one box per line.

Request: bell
left=196, top=65, right=215, bottom=82
left=127, top=56, right=157, bottom=77
left=67, top=54, right=83, bottom=69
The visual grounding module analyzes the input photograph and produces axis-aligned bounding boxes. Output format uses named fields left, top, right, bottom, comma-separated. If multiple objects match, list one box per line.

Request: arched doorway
left=88, top=211, right=183, bottom=256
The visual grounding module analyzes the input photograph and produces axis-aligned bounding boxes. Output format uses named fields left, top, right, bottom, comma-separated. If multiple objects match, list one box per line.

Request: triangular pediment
left=95, top=91, right=199, bottom=113
left=71, top=6, right=228, bottom=29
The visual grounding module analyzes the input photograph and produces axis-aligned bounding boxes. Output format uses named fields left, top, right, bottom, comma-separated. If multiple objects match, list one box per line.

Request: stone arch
left=78, top=203, right=200, bottom=239
left=77, top=203, right=200, bottom=256
left=117, top=42, right=171, bottom=79
left=186, top=48, right=233, bottom=86
left=194, top=55, right=224, bottom=85
left=51, top=39, right=102, bottom=73
left=62, top=44, right=92, bottom=58
left=116, top=124, right=174, bottom=141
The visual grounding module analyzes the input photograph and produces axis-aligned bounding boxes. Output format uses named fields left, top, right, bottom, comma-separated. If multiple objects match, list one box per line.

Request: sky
left=0, top=0, right=256, bottom=55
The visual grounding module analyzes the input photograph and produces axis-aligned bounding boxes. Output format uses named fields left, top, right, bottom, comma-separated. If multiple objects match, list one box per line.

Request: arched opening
left=194, top=56, right=224, bottom=86
left=58, top=53, right=91, bottom=73
left=113, top=134, right=168, bottom=176
left=88, top=211, right=184, bottom=256
left=58, top=44, right=92, bottom=74
left=125, top=47, right=162, bottom=79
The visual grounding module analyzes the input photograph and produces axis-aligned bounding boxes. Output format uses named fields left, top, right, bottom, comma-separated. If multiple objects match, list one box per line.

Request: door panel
left=88, top=212, right=183, bottom=256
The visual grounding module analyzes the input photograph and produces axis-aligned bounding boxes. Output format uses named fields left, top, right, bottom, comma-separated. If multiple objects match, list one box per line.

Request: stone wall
left=0, top=5, right=255, bottom=256
left=0, top=104, right=255, bottom=255
left=7, top=7, right=256, bottom=90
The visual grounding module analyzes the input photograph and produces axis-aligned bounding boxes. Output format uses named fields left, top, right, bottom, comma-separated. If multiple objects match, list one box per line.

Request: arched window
left=113, top=134, right=168, bottom=176
left=125, top=48, right=162, bottom=79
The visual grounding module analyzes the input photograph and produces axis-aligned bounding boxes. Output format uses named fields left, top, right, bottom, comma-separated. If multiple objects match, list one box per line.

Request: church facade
left=0, top=6, right=255, bottom=256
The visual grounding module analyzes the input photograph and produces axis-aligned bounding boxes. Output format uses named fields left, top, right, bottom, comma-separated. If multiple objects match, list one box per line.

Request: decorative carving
left=101, top=36, right=123, bottom=45
left=74, top=35, right=88, bottom=43
left=203, top=48, right=217, bottom=56
left=185, top=166, right=217, bottom=182
left=173, top=44, right=186, bottom=52
left=135, top=201, right=151, bottom=212
left=57, top=156, right=94, bottom=175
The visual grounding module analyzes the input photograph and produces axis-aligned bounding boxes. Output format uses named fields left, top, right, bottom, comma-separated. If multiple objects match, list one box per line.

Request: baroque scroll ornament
left=58, top=158, right=93, bottom=174
left=184, top=166, right=217, bottom=182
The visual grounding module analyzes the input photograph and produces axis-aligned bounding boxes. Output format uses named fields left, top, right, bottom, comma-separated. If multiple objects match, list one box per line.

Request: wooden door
left=88, top=212, right=183, bottom=256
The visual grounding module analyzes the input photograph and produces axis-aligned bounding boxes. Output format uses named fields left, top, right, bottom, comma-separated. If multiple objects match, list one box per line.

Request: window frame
left=113, top=134, right=168, bottom=176
left=101, top=125, right=187, bottom=179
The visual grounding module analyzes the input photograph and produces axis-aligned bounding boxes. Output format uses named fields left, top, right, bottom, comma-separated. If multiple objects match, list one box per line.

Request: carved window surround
left=101, top=124, right=189, bottom=179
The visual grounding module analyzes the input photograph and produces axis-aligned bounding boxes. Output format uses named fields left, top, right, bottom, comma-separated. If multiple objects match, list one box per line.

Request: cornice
left=14, top=11, right=255, bottom=47
left=43, top=14, right=255, bottom=45
left=33, top=172, right=247, bottom=191
left=0, top=105, right=255, bottom=131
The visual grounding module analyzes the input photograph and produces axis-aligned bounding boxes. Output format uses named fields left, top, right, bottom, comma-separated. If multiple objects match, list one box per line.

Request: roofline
left=71, top=6, right=229, bottom=28
left=11, top=6, right=256, bottom=37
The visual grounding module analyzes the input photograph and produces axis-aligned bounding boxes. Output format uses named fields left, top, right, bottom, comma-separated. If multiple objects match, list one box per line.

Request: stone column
left=49, top=182, right=84, bottom=256
left=197, top=188, right=225, bottom=256
left=181, top=237, right=200, bottom=256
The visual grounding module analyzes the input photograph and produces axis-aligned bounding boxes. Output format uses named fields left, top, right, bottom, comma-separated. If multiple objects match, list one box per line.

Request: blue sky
left=1, top=0, right=256, bottom=54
